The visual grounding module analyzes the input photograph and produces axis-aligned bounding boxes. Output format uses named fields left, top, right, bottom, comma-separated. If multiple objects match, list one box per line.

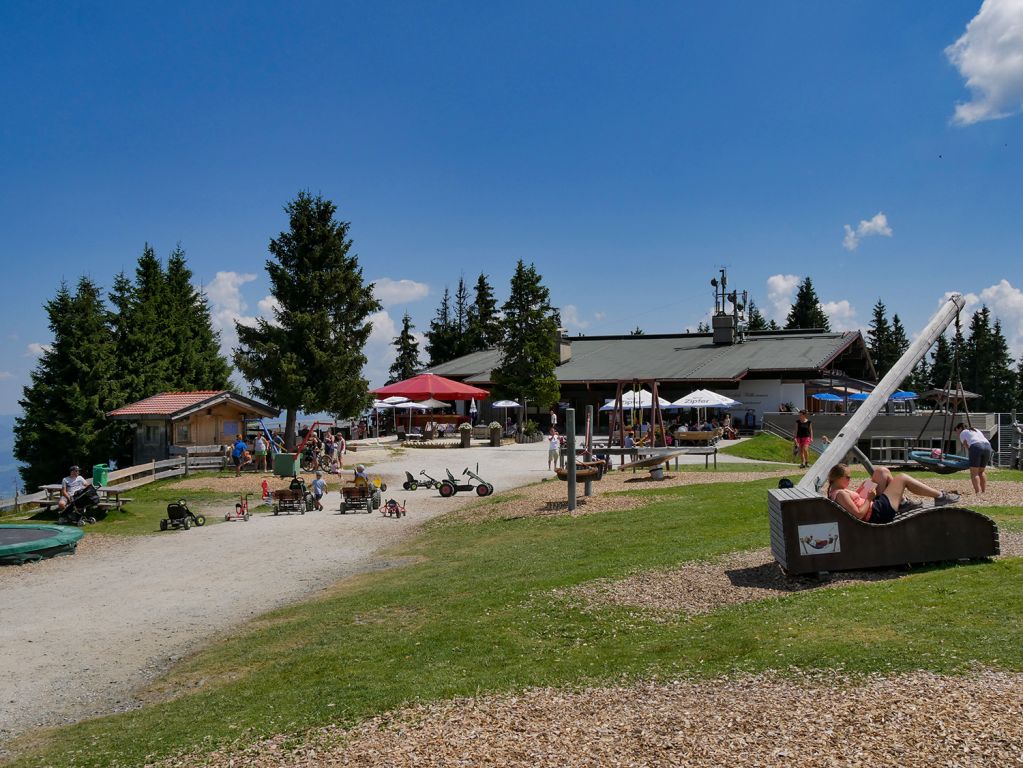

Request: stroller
left=161, top=500, right=207, bottom=531
left=58, top=485, right=101, bottom=526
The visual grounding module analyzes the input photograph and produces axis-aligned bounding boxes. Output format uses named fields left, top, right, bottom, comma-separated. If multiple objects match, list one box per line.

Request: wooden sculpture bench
left=768, top=485, right=999, bottom=576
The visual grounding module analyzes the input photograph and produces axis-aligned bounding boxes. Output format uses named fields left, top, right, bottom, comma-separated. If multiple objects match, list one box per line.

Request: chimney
left=556, top=327, right=572, bottom=364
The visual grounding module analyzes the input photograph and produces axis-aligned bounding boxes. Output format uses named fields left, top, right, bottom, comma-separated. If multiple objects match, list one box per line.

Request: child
left=311, top=470, right=327, bottom=511
left=260, top=478, right=271, bottom=506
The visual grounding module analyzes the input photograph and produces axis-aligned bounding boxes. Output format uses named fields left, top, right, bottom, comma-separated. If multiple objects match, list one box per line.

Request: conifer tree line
left=405, top=262, right=561, bottom=411
left=14, top=246, right=231, bottom=490
left=776, top=276, right=1021, bottom=412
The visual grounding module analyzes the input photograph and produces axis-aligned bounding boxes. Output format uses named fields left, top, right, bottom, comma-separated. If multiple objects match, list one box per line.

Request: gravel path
left=0, top=441, right=552, bottom=745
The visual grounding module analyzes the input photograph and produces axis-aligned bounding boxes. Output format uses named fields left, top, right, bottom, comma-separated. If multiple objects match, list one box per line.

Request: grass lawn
left=9, top=478, right=1023, bottom=767
left=720, top=432, right=796, bottom=463
left=3, top=474, right=242, bottom=536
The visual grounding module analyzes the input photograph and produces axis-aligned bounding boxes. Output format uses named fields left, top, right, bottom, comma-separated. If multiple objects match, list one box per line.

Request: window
left=143, top=425, right=162, bottom=444
left=176, top=423, right=190, bottom=443
left=222, top=420, right=239, bottom=439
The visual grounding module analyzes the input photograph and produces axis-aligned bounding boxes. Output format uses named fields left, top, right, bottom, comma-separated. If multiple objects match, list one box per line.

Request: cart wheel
left=195, top=514, right=206, bottom=527
left=243, top=512, right=250, bottom=521
left=273, top=508, right=280, bottom=516
left=409, top=481, right=418, bottom=491
left=86, top=516, right=97, bottom=524
left=439, top=482, right=455, bottom=498
left=475, top=483, right=491, bottom=497
left=225, top=513, right=231, bottom=522
left=380, top=482, right=387, bottom=492
left=402, top=481, right=411, bottom=491
left=160, top=519, right=168, bottom=531
left=366, top=500, right=373, bottom=514
left=183, top=518, right=190, bottom=530
left=300, top=507, right=305, bottom=515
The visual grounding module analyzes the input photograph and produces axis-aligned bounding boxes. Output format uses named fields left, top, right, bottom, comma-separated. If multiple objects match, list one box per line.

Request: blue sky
left=2, top=0, right=1022, bottom=413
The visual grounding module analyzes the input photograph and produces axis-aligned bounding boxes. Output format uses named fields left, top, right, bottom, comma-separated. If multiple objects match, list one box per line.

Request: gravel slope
left=0, top=442, right=550, bottom=745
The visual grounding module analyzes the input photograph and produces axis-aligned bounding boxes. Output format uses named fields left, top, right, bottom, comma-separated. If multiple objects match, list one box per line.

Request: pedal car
left=161, top=500, right=206, bottom=531
left=438, top=466, right=494, bottom=498
left=340, top=480, right=381, bottom=514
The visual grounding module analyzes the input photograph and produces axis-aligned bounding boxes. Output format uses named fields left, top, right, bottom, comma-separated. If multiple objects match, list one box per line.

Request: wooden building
left=107, top=391, right=279, bottom=465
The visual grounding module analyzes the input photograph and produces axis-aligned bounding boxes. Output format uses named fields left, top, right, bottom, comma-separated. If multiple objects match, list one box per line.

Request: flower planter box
left=490, top=428, right=502, bottom=447
left=460, top=431, right=472, bottom=448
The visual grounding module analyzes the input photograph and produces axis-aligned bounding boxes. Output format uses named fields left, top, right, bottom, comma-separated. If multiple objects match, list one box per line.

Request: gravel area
left=0, top=442, right=553, bottom=746
left=156, top=670, right=1023, bottom=767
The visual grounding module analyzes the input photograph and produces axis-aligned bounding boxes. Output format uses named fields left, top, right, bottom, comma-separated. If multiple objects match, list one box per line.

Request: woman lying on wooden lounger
left=826, top=464, right=960, bottom=524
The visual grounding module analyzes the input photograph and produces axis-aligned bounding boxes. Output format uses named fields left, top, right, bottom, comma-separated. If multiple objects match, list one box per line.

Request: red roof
left=370, top=373, right=489, bottom=401
left=107, top=391, right=228, bottom=417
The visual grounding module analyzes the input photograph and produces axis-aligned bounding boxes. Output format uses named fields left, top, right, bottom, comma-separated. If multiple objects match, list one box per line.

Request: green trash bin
left=273, top=452, right=299, bottom=478
left=92, top=463, right=109, bottom=488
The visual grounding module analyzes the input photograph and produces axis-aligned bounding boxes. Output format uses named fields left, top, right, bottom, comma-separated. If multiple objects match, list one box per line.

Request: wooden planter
left=490, top=428, right=502, bottom=447
left=460, top=431, right=472, bottom=448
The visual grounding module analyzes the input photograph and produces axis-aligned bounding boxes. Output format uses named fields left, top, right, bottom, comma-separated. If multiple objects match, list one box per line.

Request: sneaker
left=898, top=498, right=924, bottom=513
left=934, top=491, right=961, bottom=507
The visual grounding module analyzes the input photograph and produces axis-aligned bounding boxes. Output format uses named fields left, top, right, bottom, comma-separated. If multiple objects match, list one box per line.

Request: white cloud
left=0, top=371, right=13, bottom=380
left=979, top=279, right=1023, bottom=357
left=946, top=0, right=1023, bottom=125
left=256, top=295, right=281, bottom=326
left=842, top=212, right=893, bottom=251
left=561, top=304, right=590, bottom=330
left=766, top=274, right=800, bottom=322
left=362, top=310, right=400, bottom=387
left=25, top=342, right=51, bottom=357
left=371, top=278, right=430, bottom=307
left=822, top=299, right=858, bottom=332
left=205, top=271, right=260, bottom=357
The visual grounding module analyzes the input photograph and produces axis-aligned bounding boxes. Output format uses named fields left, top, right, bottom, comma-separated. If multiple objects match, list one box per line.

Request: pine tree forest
left=15, top=247, right=232, bottom=488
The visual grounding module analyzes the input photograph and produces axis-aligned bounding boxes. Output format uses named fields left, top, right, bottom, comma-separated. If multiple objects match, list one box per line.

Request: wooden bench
left=673, top=430, right=722, bottom=447
left=768, top=485, right=999, bottom=576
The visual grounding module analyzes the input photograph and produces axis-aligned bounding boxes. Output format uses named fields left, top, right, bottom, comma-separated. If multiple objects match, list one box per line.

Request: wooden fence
left=0, top=446, right=230, bottom=513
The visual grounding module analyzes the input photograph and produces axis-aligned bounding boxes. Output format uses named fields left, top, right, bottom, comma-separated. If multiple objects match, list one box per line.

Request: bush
left=524, top=419, right=540, bottom=437
left=488, top=421, right=502, bottom=429
left=458, top=422, right=472, bottom=432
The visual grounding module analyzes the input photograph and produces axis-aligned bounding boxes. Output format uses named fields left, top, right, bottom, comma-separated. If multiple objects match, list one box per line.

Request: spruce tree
left=867, top=300, right=893, bottom=376
left=388, top=312, right=422, bottom=384
left=889, top=314, right=911, bottom=385
left=465, top=273, right=502, bottom=352
left=630, top=326, right=645, bottom=336
left=164, top=246, right=231, bottom=390
left=452, top=277, right=471, bottom=358
left=784, top=277, right=830, bottom=331
left=14, top=278, right=121, bottom=489
left=746, top=298, right=768, bottom=331
left=931, top=334, right=953, bottom=390
left=986, top=319, right=1017, bottom=412
left=492, top=260, right=561, bottom=413
left=234, top=192, right=380, bottom=447
left=963, top=306, right=993, bottom=398
left=425, top=288, right=457, bottom=366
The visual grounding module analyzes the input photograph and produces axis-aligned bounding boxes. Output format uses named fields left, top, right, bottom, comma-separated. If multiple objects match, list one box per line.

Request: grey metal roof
left=427, top=331, right=870, bottom=385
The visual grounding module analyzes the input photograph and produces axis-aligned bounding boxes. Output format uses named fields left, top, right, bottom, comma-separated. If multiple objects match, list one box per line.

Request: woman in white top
left=955, top=423, right=992, bottom=494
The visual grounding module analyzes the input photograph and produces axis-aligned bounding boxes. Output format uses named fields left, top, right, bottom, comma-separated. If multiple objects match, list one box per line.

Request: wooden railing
left=0, top=450, right=225, bottom=513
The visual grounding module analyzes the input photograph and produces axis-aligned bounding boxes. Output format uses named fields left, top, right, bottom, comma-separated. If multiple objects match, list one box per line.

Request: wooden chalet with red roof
left=107, top=391, right=278, bottom=465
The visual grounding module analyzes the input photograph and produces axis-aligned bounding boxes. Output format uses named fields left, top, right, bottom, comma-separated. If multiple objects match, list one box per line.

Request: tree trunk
left=285, top=408, right=298, bottom=451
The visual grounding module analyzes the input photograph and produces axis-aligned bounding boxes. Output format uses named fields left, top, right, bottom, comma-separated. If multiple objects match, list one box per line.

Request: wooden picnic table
left=37, top=483, right=134, bottom=511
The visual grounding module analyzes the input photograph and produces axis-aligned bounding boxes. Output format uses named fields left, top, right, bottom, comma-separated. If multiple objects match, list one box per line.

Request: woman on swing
left=827, top=464, right=960, bottom=523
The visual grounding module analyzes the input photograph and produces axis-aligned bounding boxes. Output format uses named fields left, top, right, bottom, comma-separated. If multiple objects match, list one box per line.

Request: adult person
left=826, top=463, right=959, bottom=524
left=624, top=430, right=636, bottom=450
left=58, top=465, right=88, bottom=511
left=231, top=434, right=251, bottom=477
left=252, top=433, right=268, bottom=473
left=549, top=407, right=558, bottom=431
left=311, top=470, right=327, bottom=511
left=793, top=410, right=814, bottom=469
left=334, top=431, right=347, bottom=471
left=547, top=428, right=561, bottom=470
left=956, top=423, right=993, bottom=495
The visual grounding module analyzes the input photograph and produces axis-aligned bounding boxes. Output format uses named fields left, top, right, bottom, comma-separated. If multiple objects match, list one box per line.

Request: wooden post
left=567, top=408, right=576, bottom=511
left=584, top=405, right=593, bottom=498
left=799, top=293, right=965, bottom=493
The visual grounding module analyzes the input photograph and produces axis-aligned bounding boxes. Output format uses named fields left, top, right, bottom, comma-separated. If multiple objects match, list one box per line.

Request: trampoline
left=0, top=524, right=85, bottom=565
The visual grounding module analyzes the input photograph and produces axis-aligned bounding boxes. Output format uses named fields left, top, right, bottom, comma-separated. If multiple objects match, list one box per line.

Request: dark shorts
left=968, top=444, right=992, bottom=469
left=232, top=454, right=242, bottom=467
left=868, top=493, right=897, bottom=524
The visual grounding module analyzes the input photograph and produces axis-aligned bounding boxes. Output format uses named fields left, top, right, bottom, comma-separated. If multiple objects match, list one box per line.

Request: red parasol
left=370, top=373, right=489, bottom=402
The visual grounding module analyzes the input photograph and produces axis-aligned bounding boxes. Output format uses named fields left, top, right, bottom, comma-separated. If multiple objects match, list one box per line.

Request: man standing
left=231, top=434, right=250, bottom=477
left=956, top=423, right=992, bottom=495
